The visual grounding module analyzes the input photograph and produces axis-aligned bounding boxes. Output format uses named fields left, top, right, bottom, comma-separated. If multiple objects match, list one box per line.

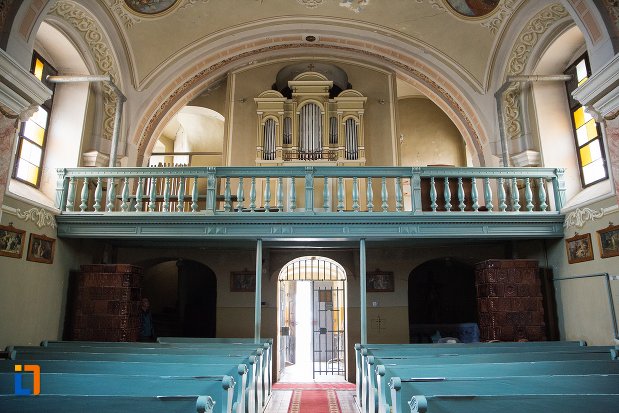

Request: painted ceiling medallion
left=297, top=0, right=325, bottom=9
left=124, top=0, right=179, bottom=15
left=444, top=0, right=500, bottom=18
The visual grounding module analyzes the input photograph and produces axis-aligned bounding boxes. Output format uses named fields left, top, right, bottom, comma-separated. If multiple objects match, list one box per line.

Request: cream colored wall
left=0, top=196, right=87, bottom=348
left=227, top=60, right=395, bottom=166
left=398, top=97, right=466, bottom=166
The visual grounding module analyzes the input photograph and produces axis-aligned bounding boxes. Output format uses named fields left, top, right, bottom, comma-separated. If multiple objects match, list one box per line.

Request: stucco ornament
left=297, top=0, right=325, bottom=9
left=564, top=207, right=605, bottom=228
left=16, top=208, right=57, bottom=229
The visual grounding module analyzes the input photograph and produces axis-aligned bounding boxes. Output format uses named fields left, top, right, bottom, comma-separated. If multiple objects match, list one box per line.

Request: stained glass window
left=13, top=52, right=56, bottom=187
left=564, top=54, right=607, bottom=187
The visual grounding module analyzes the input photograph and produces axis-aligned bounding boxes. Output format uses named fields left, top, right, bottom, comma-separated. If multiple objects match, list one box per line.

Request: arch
left=133, top=41, right=490, bottom=167
left=408, top=257, right=477, bottom=343
left=278, top=256, right=346, bottom=281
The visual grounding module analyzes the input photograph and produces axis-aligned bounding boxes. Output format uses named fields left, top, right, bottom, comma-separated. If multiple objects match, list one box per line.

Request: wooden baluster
left=237, top=177, right=245, bottom=212
left=290, top=177, right=297, bottom=212
left=135, top=177, right=144, bottom=212
left=121, top=177, right=130, bottom=212
left=484, top=177, right=493, bottom=212
left=250, top=176, right=256, bottom=212
left=498, top=177, right=507, bottom=212
left=381, top=177, right=388, bottom=212
left=224, top=177, right=232, bottom=212
left=177, top=177, right=185, bottom=212
left=395, top=177, right=403, bottom=212
left=80, top=177, right=89, bottom=212
left=277, top=177, right=284, bottom=211
left=457, top=177, right=465, bottom=211
left=323, top=177, right=330, bottom=211
left=191, top=177, right=199, bottom=212
left=367, top=177, right=373, bottom=212
left=264, top=176, right=271, bottom=212
left=525, top=178, right=533, bottom=212
left=94, top=177, right=103, bottom=212
left=66, top=177, right=76, bottom=212
left=149, top=177, right=157, bottom=212
left=443, top=177, right=451, bottom=211
left=430, top=177, right=437, bottom=212
left=512, top=177, right=521, bottom=212
left=163, top=177, right=171, bottom=212
left=337, top=177, right=344, bottom=212
left=538, top=178, right=548, bottom=212
left=471, top=177, right=479, bottom=212
left=106, top=178, right=115, bottom=212
left=352, top=176, right=359, bottom=212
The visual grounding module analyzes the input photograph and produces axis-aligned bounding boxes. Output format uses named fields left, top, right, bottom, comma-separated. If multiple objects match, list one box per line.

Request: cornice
left=572, top=53, right=619, bottom=119
left=0, top=48, right=52, bottom=115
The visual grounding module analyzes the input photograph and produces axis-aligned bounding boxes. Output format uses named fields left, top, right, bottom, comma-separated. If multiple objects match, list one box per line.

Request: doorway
left=277, top=256, right=347, bottom=382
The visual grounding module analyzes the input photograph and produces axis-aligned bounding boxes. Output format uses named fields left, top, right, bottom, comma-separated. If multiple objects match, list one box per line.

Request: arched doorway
left=142, top=259, right=217, bottom=338
left=408, top=258, right=478, bottom=343
left=277, top=256, right=347, bottom=382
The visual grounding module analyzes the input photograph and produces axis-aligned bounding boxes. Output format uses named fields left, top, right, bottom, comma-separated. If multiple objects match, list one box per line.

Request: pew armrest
left=408, top=396, right=427, bottom=413
left=197, top=395, right=216, bottom=413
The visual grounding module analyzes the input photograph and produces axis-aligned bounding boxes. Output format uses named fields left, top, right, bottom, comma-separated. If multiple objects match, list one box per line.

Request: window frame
left=12, top=51, right=57, bottom=188
left=564, top=53, right=608, bottom=188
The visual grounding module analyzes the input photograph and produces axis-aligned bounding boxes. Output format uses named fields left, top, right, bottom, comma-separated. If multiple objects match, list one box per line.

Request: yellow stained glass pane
left=586, top=119, right=598, bottom=140
left=583, top=158, right=606, bottom=185
left=15, top=161, right=39, bottom=185
left=576, top=119, right=598, bottom=146
left=580, top=140, right=602, bottom=167
left=33, top=58, right=44, bottom=81
left=573, top=107, right=585, bottom=129
left=580, top=144, right=592, bottom=166
left=23, top=120, right=45, bottom=146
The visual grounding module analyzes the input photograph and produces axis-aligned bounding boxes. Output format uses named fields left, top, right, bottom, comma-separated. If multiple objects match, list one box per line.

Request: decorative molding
left=503, top=4, right=568, bottom=140
left=415, top=0, right=446, bottom=12
left=2, top=206, right=57, bottom=229
left=564, top=205, right=619, bottom=228
left=572, top=53, right=619, bottom=119
left=178, top=0, right=211, bottom=11
left=339, top=0, right=369, bottom=13
left=48, top=1, right=119, bottom=142
left=481, top=0, right=521, bottom=34
left=297, top=0, right=325, bottom=9
left=602, top=0, right=619, bottom=34
left=0, top=49, right=52, bottom=115
left=104, top=0, right=141, bottom=28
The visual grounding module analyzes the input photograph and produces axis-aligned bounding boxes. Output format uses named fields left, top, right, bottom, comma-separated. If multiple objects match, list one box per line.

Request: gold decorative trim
left=49, top=1, right=120, bottom=143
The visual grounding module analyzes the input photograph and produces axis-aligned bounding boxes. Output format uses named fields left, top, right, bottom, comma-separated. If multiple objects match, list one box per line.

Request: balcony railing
left=56, top=166, right=565, bottom=215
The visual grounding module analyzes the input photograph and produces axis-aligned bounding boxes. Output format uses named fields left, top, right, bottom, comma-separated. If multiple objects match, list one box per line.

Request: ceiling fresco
left=444, top=0, right=500, bottom=18
left=124, top=0, right=180, bottom=15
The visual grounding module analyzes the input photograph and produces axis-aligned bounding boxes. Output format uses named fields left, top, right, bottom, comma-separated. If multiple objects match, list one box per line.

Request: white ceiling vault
left=100, top=0, right=521, bottom=92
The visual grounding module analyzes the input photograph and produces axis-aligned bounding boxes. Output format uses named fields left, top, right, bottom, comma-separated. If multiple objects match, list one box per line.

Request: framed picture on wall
left=0, top=224, right=26, bottom=259
left=597, top=224, right=619, bottom=258
left=26, top=233, right=55, bottom=264
left=565, top=233, right=594, bottom=264
left=230, top=270, right=255, bottom=292
left=367, top=270, right=394, bottom=292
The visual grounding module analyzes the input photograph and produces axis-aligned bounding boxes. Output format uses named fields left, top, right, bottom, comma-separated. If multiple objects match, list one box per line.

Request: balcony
left=55, top=166, right=566, bottom=240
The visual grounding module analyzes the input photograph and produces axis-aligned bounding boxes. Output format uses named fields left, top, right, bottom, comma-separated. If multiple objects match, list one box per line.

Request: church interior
left=1, top=0, right=619, bottom=397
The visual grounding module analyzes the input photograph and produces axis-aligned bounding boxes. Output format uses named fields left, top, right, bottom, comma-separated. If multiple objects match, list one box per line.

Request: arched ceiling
left=103, top=0, right=519, bottom=90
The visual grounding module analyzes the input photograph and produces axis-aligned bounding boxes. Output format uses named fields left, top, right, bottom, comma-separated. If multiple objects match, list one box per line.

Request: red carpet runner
left=287, top=389, right=340, bottom=413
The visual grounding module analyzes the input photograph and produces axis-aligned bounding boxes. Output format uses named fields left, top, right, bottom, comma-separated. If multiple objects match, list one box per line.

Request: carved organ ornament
left=255, top=71, right=366, bottom=165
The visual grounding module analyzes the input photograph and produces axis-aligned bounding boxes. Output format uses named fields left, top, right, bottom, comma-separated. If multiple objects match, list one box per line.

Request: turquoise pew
left=0, top=373, right=236, bottom=413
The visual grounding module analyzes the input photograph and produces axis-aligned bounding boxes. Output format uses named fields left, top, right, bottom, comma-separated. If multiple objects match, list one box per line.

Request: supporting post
left=360, top=238, right=367, bottom=345
left=255, top=239, right=263, bottom=344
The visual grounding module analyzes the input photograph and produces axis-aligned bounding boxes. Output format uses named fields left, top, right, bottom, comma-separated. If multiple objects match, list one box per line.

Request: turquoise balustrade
left=56, top=166, right=566, bottom=216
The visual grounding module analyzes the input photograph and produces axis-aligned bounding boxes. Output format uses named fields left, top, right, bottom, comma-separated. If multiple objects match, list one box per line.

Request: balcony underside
left=56, top=213, right=565, bottom=241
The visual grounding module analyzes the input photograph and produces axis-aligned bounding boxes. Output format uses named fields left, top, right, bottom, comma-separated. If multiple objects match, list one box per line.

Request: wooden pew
left=389, top=374, right=619, bottom=413
left=7, top=349, right=263, bottom=413
left=0, top=394, right=216, bottom=413
left=0, top=373, right=236, bottom=413
left=360, top=345, right=616, bottom=413
left=376, top=359, right=619, bottom=413
left=0, top=359, right=252, bottom=413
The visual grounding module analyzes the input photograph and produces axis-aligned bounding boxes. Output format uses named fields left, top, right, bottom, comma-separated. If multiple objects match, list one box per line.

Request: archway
left=277, top=256, right=347, bottom=382
left=408, top=258, right=478, bottom=343
left=142, top=259, right=217, bottom=338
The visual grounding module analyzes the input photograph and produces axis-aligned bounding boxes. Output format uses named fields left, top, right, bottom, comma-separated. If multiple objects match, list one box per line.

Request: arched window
left=13, top=51, right=56, bottom=187
left=345, top=118, right=358, bottom=160
left=263, top=118, right=276, bottom=160
left=299, top=103, right=322, bottom=160
left=564, top=53, right=608, bottom=187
